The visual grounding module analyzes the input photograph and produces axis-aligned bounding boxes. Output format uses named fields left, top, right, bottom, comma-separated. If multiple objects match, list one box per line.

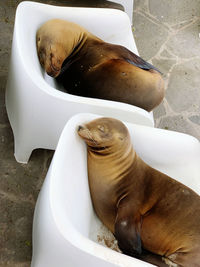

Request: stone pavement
left=134, top=0, right=200, bottom=139
left=0, top=1, right=200, bottom=266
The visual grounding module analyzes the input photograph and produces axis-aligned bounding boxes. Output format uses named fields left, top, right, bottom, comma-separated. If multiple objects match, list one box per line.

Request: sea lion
left=77, top=117, right=200, bottom=267
left=36, top=19, right=164, bottom=111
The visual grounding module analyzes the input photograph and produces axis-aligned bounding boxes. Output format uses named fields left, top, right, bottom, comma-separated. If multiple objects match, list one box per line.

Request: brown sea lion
left=36, top=19, right=164, bottom=111
left=77, top=117, right=200, bottom=267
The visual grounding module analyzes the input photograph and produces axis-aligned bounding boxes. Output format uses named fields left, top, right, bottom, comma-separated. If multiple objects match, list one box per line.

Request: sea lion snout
left=37, top=44, right=62, bottom=77
left=77, top=124, right=94, bottom=143
left=78, top=125, right=84, bottom=131
left=77, top=124, right=87, bottom=135
left=47, top=59, right=61, bottom=77
left=77, top=124, right=88, bottom=138
left=36, top=24, right=66, bottom=77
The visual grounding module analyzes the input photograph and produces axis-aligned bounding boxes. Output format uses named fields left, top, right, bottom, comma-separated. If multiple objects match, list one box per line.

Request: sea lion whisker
left=87, top=130, right=98, bottom=145
left=82, top=128, right=100, bottom=147
left=83, top=128, right=109, bottom=151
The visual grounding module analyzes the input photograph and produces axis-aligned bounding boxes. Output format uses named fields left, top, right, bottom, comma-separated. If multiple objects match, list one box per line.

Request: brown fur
left=78, top=117, right=200, bottom=267
left=36, top=19, right=164, bottom=111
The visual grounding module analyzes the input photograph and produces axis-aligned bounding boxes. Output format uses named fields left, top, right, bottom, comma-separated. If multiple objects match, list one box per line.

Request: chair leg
left=14, top=139, right=33, bottom=164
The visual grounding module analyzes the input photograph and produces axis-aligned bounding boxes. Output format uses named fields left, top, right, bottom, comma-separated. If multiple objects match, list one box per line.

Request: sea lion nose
left=78, top=125, right=84, bottom=131
left=46, top=67, right=60, bottom=78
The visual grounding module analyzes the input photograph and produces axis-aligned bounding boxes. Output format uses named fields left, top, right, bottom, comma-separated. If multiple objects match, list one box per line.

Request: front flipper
left=125, top=57, right=161, bottom=73
left=114, top=206, right=169, bottom=266
left=114, top=210, right=169, bottom=266
left=114, top=205, right=142, bottom=258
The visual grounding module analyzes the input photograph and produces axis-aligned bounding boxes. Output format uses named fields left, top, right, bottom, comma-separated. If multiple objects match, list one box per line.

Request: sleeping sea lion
left=77, top=117, right=200, bottom=267
left=36, top=19, right=164, bottom=111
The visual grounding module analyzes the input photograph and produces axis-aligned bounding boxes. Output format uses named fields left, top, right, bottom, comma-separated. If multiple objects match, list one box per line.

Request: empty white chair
left=6, top=1, right=153, bottom=164
left=31, top=113, right=200, bottom=267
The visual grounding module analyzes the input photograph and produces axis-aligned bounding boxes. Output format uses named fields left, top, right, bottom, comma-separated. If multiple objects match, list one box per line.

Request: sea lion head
left=36, top=19, right=77, bottom=77
left=77, top=117, right=130, bottom=152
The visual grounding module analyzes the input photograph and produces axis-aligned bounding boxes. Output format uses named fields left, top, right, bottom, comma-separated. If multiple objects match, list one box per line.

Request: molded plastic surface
left=112, top=0, right=134, bottom=22
left=6, top=1, right=153, bottom=163
left=31, top=113, right=200, bottom=267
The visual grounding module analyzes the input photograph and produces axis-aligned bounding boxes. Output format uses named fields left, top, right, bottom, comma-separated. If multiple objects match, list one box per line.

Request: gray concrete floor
left=0, top=0, right=200, bottom=266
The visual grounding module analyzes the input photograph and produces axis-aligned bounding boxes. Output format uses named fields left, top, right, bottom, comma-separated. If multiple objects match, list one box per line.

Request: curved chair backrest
left=32, top=113, right=200, bottom=267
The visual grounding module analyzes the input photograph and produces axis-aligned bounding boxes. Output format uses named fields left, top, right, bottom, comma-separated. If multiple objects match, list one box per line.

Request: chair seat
left=31, top=113, right=200, bottom=267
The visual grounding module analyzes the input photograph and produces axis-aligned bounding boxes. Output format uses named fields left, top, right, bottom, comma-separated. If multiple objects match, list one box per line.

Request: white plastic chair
left=31, top=113, right=200, bottom=267
left=6, top=1, right=153, bottom=164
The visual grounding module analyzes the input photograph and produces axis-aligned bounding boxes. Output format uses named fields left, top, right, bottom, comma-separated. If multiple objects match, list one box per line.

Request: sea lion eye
left=98, top=125, right=105, bottom=132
